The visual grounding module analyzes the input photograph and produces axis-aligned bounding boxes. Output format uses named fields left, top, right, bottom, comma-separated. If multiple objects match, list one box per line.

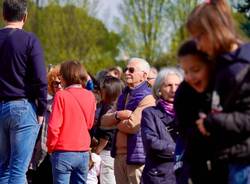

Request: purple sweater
left=0, top=28, right=47, bottom=116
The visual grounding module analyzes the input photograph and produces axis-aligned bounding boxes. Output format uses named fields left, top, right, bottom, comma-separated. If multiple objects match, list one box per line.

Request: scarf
left=158, top=98, right=175, bottom=117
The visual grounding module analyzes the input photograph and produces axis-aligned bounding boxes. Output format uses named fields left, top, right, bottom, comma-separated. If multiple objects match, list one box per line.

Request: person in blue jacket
left=141, top=67, right=183, bottom=184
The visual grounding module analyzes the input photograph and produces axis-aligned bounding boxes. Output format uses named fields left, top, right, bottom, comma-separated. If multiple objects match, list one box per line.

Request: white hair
left=150, top=67, right=158, bottom=75
left=152, top=67, right=184, bottom=99
left=128, top=57, right=150, bottom=75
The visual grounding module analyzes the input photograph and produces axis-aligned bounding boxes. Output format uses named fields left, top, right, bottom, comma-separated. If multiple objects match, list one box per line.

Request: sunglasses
left=52, top=81, right=61, bottom=88
left=124, top=67, right=135, bottom=73
left=147, top=77, right=155, bottom=81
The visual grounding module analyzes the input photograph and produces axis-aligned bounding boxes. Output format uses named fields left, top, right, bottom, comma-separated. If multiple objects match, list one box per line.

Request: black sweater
left=204, top=43, right=250, bottom=164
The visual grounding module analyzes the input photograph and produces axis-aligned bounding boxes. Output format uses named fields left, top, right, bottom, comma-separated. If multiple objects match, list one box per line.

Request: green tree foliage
left=158, top=0, right=199, bottom=67
left=117, top=0, right=168, bottom=64
left=117, top=0, right=198, bottom=67
left=236, top=0, right=250, bottom=38
left=237, top=0, right=250, bottom=15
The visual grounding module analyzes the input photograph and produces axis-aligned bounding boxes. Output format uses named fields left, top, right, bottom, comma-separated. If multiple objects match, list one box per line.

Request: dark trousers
left=27, top=154, right=53, bottom=184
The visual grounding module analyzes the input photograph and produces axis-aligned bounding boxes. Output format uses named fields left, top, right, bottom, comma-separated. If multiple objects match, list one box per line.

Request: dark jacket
left=141, top=103, right=177, bottom=184
left=174, top=81, right=212, bottom=163
left=174, top=81, right=228, bottom=184
left=204, top=43, right=250, bottom=164
left=92, top=101, right=116, bottom=151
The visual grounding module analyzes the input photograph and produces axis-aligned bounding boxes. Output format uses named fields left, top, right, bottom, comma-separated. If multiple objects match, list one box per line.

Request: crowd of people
left=0, top=0, right=250, bottom=184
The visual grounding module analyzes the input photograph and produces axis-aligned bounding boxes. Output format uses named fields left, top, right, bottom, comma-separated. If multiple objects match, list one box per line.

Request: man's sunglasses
left=147, top=77, right=155, bottom=81
left=124, top=67, right=135, bottom=73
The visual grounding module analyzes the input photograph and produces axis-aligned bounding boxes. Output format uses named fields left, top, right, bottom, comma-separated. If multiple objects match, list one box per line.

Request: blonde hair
left=187, top=0, right=240, bottom=57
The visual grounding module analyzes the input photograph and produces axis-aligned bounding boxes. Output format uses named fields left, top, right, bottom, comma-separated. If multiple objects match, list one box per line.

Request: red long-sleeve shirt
left=47, top=87, right=96, bottom=153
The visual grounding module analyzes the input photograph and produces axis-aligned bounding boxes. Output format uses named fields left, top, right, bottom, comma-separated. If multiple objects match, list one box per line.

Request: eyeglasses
left=124, top=67, right=135, bottom=73
left=52, top=81, right=61, bottom=88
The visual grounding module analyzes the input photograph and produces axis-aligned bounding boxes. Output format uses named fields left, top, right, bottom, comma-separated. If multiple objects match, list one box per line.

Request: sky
left=96, top=0, right=122, bottom=31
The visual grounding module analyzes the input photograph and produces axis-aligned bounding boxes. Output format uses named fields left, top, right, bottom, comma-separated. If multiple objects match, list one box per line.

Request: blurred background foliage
left=0, top=0, right=121, bottom=74
left=0, top=0, right=249, bottom=74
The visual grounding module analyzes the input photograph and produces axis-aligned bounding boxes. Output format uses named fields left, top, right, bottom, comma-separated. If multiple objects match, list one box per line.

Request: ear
left=143, top=72, right=148, bottom=80
left=23, top=12, right=28, bottom=23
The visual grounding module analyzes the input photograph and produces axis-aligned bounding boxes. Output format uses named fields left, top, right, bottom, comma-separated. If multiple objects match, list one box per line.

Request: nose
left=172, top=85, right=178, bottom=93
left=185, top=73, right=194, bottom=84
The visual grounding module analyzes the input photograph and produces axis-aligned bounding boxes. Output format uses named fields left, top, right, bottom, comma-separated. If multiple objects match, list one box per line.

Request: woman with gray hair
left=141, top=67, right=183, bottom=184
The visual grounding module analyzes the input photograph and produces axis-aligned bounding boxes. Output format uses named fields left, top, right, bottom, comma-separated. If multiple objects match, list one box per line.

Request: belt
left=0, top=97, right=25, bottom=103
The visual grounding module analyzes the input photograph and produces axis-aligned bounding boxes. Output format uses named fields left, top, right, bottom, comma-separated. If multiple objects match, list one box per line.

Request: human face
left=52, top=77, right=62, bottom=94
left=124, top=61, right=146, bottom=88
left=160, top=74, right=181, bottom=102
left=180, top=55, right=210, bottom=93
left=147, top=70, right=157, bottom=87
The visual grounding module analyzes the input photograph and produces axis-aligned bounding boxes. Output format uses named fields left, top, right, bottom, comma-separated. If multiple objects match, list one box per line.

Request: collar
left=128, top=81, right=145, bottom=90
left=126, top=81, right=148, bottom=93
left=65, top=84, right=82, bottom=89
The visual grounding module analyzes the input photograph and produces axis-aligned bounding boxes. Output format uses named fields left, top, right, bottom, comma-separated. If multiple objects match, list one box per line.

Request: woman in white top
left=87, top=152, right=102, bottom=184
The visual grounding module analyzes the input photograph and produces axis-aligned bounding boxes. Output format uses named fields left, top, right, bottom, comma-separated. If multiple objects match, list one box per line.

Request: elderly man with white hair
left=101, top=58, right=155, bottom=184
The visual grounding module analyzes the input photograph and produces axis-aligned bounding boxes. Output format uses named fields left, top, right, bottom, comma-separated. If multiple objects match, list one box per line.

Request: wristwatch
left=115, top=111, right=121, bottom=121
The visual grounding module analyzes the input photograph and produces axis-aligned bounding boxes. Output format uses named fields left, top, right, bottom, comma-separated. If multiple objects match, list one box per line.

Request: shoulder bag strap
left=66, top=89, right=87, bottom=122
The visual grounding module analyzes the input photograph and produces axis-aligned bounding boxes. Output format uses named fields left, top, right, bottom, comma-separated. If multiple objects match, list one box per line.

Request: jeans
left=229, top=163, right=250, bottom=184
left=51, top=151, right=89, bottom=184
left=0, top=99, right=40, bottom=184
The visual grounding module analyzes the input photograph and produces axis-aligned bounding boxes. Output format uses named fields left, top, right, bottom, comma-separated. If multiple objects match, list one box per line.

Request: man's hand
left=117, top=110, right=132, bottom=120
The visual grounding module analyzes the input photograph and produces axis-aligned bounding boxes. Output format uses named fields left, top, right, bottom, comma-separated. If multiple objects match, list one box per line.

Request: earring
left=158, top=91, right=162, bottom=96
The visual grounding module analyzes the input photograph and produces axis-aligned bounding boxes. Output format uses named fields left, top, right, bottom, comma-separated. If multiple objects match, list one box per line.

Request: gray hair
left=128, top=57, right=150, bottom=75
left=152, top=67, right=183, bottom=99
